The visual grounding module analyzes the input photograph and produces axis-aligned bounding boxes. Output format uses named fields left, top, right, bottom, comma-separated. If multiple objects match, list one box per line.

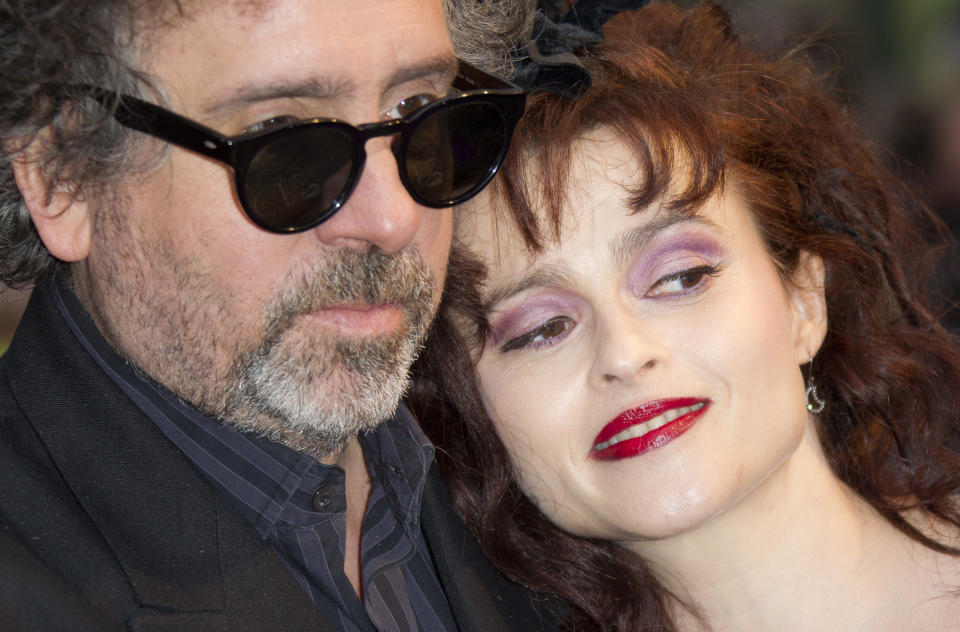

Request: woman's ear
left=789, top=250, right=828, bottom=363
left=10, top=131, right=93, bottom=263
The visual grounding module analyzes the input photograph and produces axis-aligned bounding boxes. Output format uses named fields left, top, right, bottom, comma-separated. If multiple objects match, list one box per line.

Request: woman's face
left=458, top=131, right=826, bottom=546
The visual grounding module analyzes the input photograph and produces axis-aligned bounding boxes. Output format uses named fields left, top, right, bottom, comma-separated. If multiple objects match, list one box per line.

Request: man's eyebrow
left=200, top=77, right=354, bottom=118
left=200, top=55, right=458, bottom=119
left=610, top=209, right=718, bottom=267
left=384, top=55, right=458, bottom=93
left=483, top=265, right=576, bottom=313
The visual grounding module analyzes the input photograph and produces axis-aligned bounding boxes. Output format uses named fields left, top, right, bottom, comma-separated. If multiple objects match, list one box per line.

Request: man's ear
left=789, top=250, right=828, bottom=363
left=10, top=132, right=93, bottom=262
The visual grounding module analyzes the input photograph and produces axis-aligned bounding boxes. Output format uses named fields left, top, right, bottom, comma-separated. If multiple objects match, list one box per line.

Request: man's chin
left=229, top=370, right=410, bottom=458
left=215, top=247, right=437, bottom=457
left=221, top=327, right=419, bottom=457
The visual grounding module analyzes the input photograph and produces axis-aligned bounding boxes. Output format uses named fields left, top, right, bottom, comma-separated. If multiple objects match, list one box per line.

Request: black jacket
left=0, top=283, right=559, bottom=631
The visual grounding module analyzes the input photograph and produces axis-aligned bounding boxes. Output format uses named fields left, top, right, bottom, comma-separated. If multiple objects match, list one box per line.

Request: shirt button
left=312, top=488, right=335, bottom=511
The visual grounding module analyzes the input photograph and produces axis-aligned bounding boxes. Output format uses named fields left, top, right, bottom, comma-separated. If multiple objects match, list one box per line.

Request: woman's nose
left=590, top=306, right=666, bottom=386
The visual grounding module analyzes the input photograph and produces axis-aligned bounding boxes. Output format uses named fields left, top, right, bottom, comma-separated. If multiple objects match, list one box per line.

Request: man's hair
left=443, top=0, right=534, bottom=77
left=0, top=0, right=533, bottom=289
left=410, top=3, right=960, bottom=630
left=0, top=0, right=160, bottom=287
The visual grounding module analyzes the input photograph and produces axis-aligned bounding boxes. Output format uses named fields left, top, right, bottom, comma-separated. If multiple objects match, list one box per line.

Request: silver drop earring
left=805, top=361, right=825, bottom=414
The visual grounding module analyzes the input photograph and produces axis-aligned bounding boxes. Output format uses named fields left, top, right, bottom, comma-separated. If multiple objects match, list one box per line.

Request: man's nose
left=310, top=137, right=422, bottom=253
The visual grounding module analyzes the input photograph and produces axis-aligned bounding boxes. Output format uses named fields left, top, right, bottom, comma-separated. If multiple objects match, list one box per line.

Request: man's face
left=77, top=0, right=456, bottom=457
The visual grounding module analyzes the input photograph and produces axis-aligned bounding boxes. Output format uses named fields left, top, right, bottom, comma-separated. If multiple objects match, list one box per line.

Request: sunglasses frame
left=80, top=60, right=525, bottom=233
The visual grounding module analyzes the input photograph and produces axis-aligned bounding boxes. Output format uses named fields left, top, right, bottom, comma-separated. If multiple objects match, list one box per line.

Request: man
left=0, top=0, right=556, bottom=630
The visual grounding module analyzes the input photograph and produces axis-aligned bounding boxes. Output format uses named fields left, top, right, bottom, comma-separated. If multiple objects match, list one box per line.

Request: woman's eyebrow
left=610, top=211, right=718, bottom=267
left=482, top=212, right=720, bottom=312
left=483, top=266, right=575, bottom=313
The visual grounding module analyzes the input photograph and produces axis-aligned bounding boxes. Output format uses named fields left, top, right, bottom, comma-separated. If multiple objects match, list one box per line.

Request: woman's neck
left=627, top=420, right=960, bottom=631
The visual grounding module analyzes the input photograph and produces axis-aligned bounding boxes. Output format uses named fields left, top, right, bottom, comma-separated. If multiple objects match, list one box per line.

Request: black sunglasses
left=82, top=61, right=525, bottom=233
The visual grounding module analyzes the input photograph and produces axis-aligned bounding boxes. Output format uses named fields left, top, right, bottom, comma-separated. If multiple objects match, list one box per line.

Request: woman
left=408, top=2, right=960, bottom=630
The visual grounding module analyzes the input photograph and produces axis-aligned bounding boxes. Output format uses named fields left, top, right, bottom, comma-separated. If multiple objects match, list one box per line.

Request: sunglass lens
left=244, top=127, right=358, bottom=231
left=405, top=101, right=506, bottom=205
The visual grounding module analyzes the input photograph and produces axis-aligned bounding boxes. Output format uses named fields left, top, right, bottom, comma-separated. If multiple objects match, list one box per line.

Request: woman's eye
left=646, top=264, right=720, bottom=298
left=240, top=115, right=300, bottom=135
left=501, top=316, right=574, bottom=352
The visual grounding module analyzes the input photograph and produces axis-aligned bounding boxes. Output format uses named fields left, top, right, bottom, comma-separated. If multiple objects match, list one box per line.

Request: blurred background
left=1, top=0, right=958, bottom=353
left=724, top=0, right=960, bottom=331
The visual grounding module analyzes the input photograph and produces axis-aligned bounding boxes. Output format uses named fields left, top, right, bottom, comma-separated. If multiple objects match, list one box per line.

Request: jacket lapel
left=7, top=284, right=327, bottom=630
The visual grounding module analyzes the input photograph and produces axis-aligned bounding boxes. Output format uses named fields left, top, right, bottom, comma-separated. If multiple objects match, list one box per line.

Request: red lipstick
left=591, top=398, right=710, bottom=461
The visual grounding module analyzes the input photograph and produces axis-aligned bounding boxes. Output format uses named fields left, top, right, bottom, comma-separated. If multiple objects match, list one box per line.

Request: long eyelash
left=500, top=331, right=536, bottom=353
left=655, top=263, right=722, bottom=295
left=500, top=316, right=567, bottom=353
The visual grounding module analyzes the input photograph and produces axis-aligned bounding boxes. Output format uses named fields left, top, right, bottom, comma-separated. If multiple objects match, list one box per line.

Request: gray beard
left=221, top=248, right=436, bottom=457
left=79, top=202, right=437, bottom=461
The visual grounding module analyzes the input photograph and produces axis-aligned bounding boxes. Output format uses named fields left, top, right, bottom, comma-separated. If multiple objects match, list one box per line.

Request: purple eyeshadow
left=629, top=232, right=724, bottom=291
left=487, top=295, right=579, bottom=347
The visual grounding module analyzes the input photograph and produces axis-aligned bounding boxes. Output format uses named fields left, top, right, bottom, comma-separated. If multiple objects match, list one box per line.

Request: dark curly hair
left=0, top=0, right=183, bottom=287
left=408, top=2, right=960, bottom=629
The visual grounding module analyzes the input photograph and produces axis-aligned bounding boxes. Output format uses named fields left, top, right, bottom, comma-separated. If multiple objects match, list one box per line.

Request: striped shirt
left=51, top=276, right=459, bottom=632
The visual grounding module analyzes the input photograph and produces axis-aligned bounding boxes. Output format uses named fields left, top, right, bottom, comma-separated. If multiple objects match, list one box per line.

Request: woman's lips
left=590, top=398, right=710, bottom=461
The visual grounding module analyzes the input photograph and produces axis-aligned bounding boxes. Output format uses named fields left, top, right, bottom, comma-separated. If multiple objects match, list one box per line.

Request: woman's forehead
left=457, top=132, right=711, bottom=263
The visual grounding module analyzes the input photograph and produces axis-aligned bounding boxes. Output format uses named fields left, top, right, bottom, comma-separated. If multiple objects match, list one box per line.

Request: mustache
left=265, top=247, right=436, bottom=330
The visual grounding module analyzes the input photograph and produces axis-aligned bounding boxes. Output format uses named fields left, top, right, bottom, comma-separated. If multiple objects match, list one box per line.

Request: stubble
left=78, top=191, right=437, bottom=459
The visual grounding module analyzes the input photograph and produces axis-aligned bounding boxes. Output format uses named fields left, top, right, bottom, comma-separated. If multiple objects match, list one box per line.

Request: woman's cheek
left=479, top=359, right=537, bottom=427
left=479, top=356, right=559, bottom=448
